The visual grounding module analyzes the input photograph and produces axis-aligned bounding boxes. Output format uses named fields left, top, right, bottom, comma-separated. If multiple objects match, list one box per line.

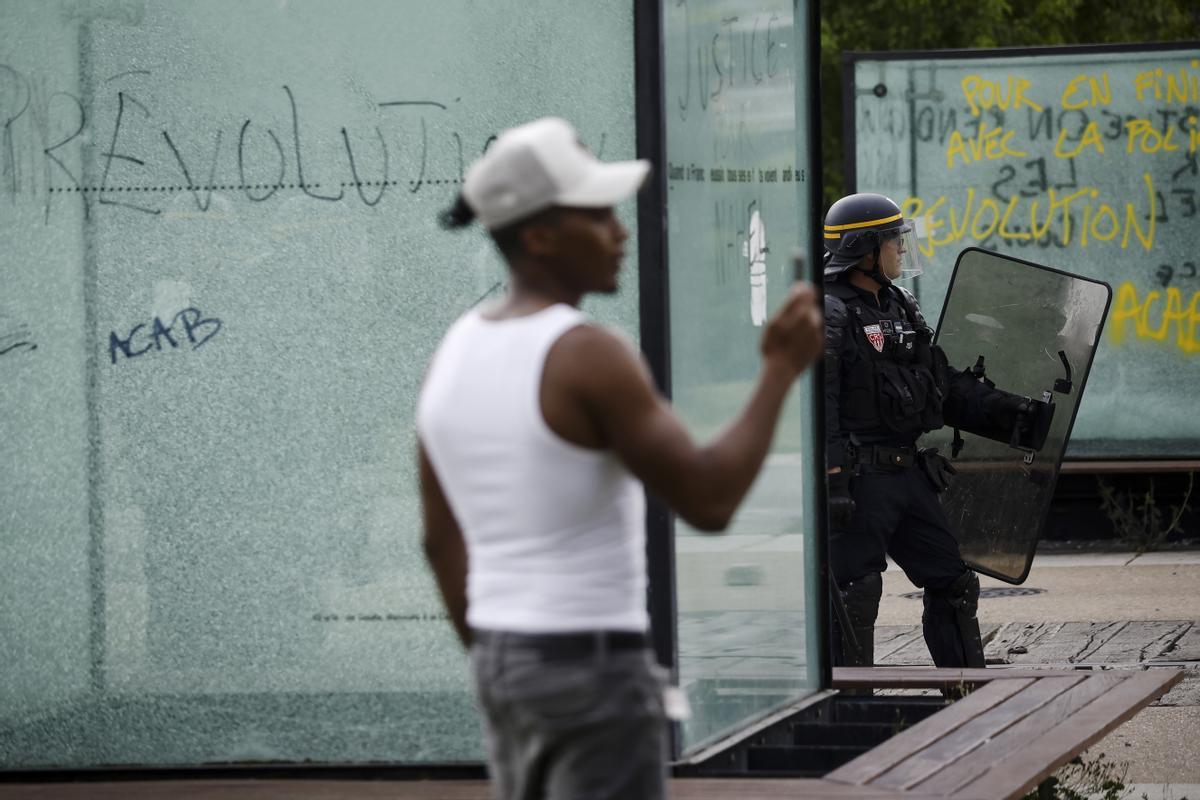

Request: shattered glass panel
left=1, top=0, right=637, bottom=768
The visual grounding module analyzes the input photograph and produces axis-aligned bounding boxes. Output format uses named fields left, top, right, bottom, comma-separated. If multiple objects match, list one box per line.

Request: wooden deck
left=825, top=665, right=1183, bottom=799
left=0, top=666, right=1181, bottom=800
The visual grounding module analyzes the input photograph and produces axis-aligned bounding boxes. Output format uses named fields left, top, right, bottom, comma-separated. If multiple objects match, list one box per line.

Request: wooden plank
left=823, top=677, right=1034, bottom=786
left=873, top=687, right=943, bottom=698
left=870, top=676, right=1084, bottom=791
left=954, top=669, right=1185, bottom=800
left=1084, top=620, right=1192, bottom=664
left=672, top=779, right=912, bottom=798
left=875, top=625, right=924, bottom=664
left=1059, top=459, right=1200, bottom=473
left=832, top=665, right=1085, bottom=689
left=985, top=621, right=1128, bottom=666
left=983, top=622, right=1063, bottom=663
left=1149, top=621, right=1200, bottom=662
left=981, top=621, right=1195, bottom=667
left=877, top=634, right=934, bottom=666
left=912, top=674, right=1124, bottom=796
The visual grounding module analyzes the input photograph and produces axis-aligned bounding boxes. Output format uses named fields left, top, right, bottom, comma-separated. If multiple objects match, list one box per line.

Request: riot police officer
left=823, top=192, right=1011, bottom=671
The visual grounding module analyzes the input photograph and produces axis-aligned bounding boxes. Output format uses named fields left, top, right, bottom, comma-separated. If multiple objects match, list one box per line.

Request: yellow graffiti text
left=1061, top=72, right=1111, bottom=109
left=1054, top=121, right=1105, bottom=158
left=1125, top=118, right=1182, bottom=154
left=1133, top=61, right=1200, bottom=104
left=1108, top=281, right=1200, bottom=355
left=945, top=122, right=1028, bottom=168
left=960, top=75, right=1044, bottom=117
left=904, top=173, right=1157, bottom=258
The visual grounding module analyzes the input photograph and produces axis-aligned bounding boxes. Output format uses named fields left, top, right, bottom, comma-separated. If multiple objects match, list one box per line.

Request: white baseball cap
left=462, top=117, right=650, bottom=230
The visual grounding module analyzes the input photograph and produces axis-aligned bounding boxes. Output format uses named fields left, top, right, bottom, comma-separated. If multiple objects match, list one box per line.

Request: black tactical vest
left=827, top=282, right=947, bottom=438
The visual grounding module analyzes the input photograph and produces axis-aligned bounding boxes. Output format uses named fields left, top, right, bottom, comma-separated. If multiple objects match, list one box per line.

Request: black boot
left=835, top=573, right=882, bottom=668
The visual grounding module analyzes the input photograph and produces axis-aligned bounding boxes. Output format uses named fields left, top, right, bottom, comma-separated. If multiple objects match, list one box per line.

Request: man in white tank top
left=417, top=117, right=823, bottom=800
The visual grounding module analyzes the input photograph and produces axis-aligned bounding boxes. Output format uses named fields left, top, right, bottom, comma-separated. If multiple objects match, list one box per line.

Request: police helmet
left=823, top=193, right=921, bottom=281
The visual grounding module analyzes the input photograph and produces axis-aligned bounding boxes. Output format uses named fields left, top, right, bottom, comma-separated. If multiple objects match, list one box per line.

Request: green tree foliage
left=820, top=0, right=1200, bottom=209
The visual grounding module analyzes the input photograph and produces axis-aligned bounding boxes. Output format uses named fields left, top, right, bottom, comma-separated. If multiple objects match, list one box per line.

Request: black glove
left=1014, top=397, right=1056, bottom=451
left=827, top=470, right=856, bottom=530
left=973, top=390, right=1056, bottom=452
left=918, top=447, right=957, bottom=493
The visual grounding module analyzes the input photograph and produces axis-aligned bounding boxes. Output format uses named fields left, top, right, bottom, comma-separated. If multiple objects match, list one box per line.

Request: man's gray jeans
left=470, top=630, right=669, bottom=800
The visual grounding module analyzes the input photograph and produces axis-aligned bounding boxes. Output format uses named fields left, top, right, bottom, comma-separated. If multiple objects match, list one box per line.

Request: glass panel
left=663, top=0, right=819, bottom=754
left=0, top=0, right=638, bottom=768
left=921, top=249, right=1111, bottom=583
left=850, top=46, right=1200, bottom=458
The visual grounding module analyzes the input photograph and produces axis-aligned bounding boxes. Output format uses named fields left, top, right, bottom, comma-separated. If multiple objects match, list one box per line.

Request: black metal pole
left=634, top=0, right=677, bottom=712
left=806, top=0, right=833, bottom=692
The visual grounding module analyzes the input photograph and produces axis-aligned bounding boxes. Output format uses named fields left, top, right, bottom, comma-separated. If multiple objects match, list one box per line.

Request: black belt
left=471, top=629, right=649, bottom=658
left=854, top=443, right=918, bottom=469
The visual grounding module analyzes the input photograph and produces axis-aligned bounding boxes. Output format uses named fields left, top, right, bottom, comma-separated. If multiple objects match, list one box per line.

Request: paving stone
left=985, top=620, right=1129, bottom=664
left=1085, top=620, right=1192, bottom=663
left=1150, top=622, right=1200, bottom=662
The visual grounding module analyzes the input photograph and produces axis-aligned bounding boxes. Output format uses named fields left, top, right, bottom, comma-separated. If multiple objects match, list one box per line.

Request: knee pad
left=923, top=570, right=979, bottom=620
left=841, top=573, right=883, bottom=629
left=922, top=571, right=985, bottom=669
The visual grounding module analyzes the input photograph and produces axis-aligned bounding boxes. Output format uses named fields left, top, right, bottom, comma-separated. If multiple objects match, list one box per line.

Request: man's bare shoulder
left=547, top=322, right=650, bottom=391
left=556, top=321, right=637, bottom=352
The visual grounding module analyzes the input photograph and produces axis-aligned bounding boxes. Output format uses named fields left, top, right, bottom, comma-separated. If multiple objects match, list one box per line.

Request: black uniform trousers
left=830, top=465, right=968, bottom=591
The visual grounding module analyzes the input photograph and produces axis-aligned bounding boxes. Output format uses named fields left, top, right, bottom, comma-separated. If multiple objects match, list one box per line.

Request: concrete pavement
left=880, top=549, right=1200, bottom=627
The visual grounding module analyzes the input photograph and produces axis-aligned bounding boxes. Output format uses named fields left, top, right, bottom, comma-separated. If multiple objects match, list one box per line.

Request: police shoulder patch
left=862, top=323, right=885, bottom=352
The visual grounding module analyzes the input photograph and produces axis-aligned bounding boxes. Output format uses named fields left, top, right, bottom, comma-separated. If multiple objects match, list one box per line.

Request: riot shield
left=920, top=248, right=1111, bottom=584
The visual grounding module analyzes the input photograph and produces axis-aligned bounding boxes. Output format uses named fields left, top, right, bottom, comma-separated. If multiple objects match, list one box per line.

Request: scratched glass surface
left=851, top=47, right=1200, bottom=457
left=663, top=0, right=821, bottom=755
left=921, top=249, right=1111, bottom=582
left=0, top=0, right=637, bottom=767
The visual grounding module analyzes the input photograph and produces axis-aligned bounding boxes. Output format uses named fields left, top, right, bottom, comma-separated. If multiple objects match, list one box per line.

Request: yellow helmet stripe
left=823, top=212, right=902, bottom=234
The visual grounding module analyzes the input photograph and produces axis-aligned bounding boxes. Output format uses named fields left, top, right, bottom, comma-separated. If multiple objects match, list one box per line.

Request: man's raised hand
left=761, top=282, right=824, bottom=376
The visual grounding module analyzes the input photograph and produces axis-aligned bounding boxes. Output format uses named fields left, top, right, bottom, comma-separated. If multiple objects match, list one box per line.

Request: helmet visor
left=884, top=221, right=922, bottom=281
